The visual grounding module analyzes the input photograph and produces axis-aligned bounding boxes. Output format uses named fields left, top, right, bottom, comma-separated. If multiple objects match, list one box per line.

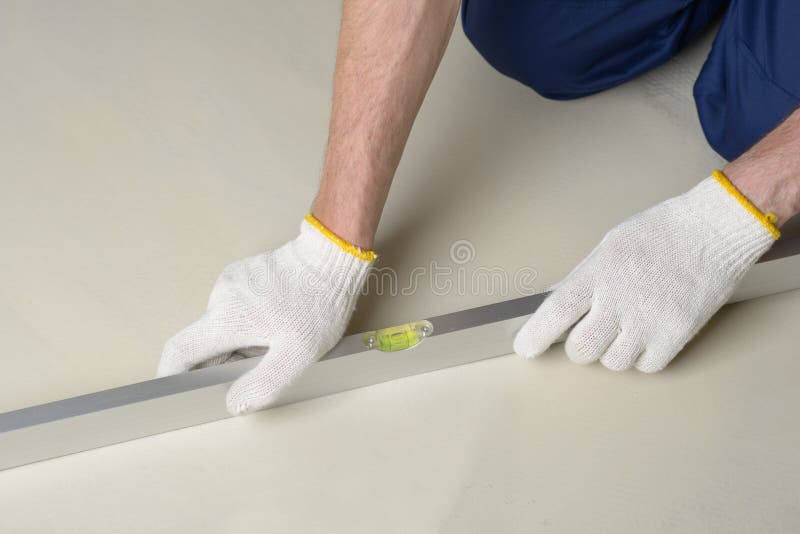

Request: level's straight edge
left=2, top=236, right=800, bottom=471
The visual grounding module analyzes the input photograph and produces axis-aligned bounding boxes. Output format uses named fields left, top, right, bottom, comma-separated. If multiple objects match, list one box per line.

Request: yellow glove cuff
left=304, top=213, right=377, bottom=262
left=711, top=169, right=780, bottom=240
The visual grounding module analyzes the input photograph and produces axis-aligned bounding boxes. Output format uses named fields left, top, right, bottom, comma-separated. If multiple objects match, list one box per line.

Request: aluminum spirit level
left=2, top=235, right=800, bottom=471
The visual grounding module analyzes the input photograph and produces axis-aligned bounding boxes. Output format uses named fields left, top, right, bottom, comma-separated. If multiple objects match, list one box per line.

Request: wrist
left=723, top=108, right=800, bottom=227
left=724, top=161, right=800, bottom=227
left=290, top=215, right=375, bottom=297
left=312, top=185, right=381, bottom=250
left=302, top=213, right=376, bottom=263
left=687, top=173, right=780, bottom=243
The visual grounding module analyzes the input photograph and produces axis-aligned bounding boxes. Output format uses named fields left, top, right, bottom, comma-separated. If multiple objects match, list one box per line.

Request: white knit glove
left=157, top=214, right=375, bottom=415
left=514, top=171, right=780, bottom=372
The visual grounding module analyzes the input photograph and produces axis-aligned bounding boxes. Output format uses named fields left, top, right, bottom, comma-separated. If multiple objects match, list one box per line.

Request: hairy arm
left=726, top=107, right=800, bottom=226
left=312, top=0, right=461, bottom=249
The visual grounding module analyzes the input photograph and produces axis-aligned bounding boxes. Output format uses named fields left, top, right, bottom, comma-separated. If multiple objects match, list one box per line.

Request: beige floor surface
left=1, top=1, right=798, bottom=531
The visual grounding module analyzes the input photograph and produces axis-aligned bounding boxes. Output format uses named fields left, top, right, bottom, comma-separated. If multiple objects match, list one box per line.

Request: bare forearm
left=725, top=107, right=800, bottom=227
left=312, top=0, right=460, bottom=248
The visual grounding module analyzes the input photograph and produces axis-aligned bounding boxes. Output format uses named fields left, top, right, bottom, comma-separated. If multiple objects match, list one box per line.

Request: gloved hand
left=157, top=214, right=375, bottom=414
left=514, top=170, right=780, bottom=372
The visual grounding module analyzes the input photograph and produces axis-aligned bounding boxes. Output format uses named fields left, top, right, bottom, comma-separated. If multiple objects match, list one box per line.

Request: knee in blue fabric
left=461, top=0, right=599, bottom=100
left=694, top=0, right=800, bottom=160
left=461, top=0, right=726, bottom=100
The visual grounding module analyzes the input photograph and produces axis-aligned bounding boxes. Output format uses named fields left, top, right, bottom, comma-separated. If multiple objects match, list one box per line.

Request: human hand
left=157, top=214, right=375, bottom=414
left=513, top=171, right=779, bottom=372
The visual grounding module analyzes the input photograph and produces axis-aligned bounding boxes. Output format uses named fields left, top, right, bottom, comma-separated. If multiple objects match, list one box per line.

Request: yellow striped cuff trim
left=711, top=170, right=781, bottom=240
left=304, top=213, right=377, bottom=262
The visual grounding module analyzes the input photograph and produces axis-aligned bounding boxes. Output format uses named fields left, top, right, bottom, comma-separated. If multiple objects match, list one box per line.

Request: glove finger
left=157, top=314, right=265, bottom=377
left=226, top=338, right=317, bottom=415
left=599, top=330, right=645, bottom=371
left=634, top=344, right=675, bottom=374
left=513, top=273, right=592, bottom=359
left=564, top=305, right=618, bottom=365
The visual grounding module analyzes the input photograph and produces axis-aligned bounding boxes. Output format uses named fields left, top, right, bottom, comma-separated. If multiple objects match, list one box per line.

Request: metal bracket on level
left=2, top=235, right=800, bottom=471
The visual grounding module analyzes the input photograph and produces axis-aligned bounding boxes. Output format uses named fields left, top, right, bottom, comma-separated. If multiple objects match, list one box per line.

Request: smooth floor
left=1, top=1, right=798, bottom=531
